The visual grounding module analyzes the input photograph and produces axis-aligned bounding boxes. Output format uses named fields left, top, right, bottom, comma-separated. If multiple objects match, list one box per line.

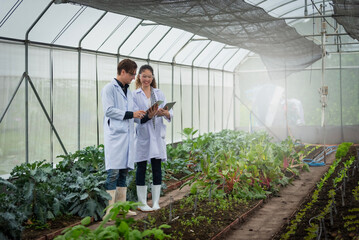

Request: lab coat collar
left=135, top=87, right=159, bottom=101
left=135, top=87, right=160, bottom=94
left=112, top=79, right=126, bottom=98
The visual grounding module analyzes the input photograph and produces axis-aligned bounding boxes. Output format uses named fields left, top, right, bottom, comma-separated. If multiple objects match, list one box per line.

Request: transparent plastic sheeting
left=58, top=0, right=322, bottom=77
left=332, top=0, right=359, bottom=42
left=234, top=52, right=359, bottom=144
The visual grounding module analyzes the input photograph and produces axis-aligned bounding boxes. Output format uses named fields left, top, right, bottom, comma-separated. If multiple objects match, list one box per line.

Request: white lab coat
left=101, top=79, right=136, bottom=170
left=133, top=88, right=173, bottom=163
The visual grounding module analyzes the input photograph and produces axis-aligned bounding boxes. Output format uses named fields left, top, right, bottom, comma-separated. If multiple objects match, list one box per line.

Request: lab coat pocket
left=110, top=119, right=128, bottom=134
left=160, top=124, right=166, bottom=139
left=137, top=124, right=149, bottom=139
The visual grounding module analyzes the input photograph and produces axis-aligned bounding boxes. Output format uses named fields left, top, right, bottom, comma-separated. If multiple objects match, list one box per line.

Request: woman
left=133, top=64, right=173, bottom=212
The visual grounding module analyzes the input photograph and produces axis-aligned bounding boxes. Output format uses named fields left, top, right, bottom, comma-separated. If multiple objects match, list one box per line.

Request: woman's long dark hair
left=135, top=64, right=157, bottom=89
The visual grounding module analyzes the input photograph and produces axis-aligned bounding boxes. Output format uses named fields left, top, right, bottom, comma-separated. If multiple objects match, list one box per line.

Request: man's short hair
left=117, top=59, right=137, bottom=75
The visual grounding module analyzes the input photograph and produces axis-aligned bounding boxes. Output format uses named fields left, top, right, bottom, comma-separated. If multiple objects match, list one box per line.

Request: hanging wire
left=0, top=0, right=23, bottom=28
left=310, top=0, right=336, bottom=30
left=51, top=6, right=86, bottom=44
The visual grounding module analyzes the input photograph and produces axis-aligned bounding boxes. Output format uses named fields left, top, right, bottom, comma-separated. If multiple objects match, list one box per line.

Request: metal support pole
left=187, top=40, right=212, bottom=133
left=0, top=73, right=25, bottom=124
left=96, top=56, right=100, bottom=146
left=77, top=12, right=107, bottom=150
left=222, top=70, right=224, bottom=130
left=222, top=49, right=240, bottom=130
left=128, top=25, right=158, bottom=56
left=117, top=20, right=143, bottom=62
left=147, top=27, right=172, bottom=64
left=24, top=0, right=53, bottom=163
left=232, top=72, right=236, bottom=130
left=207, top=45, right=226, bottom=131
left=171, top=62, right=174, bottom=144
left=26, top=74, right=68, bottom=155
left=77, top=46, right=81, bottom=150
left=285, top=65, right=288, bottom=138
left=321, top=2, right=327, bottom=163
left=172, top=34, right=195, bottom=143
left=50, top=49, right=54, bottom=163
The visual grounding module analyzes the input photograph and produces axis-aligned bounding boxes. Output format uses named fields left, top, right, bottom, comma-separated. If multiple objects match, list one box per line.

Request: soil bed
left=304, top=145, right=324, bottom=160
left=133, top=194, right=262, bottom=240
left=21, top=215, right=82, bottom=240
left=272, top=146, right=359, bottom=240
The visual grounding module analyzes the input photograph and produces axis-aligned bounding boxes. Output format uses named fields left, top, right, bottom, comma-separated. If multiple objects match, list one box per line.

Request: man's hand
left=134, top=110, right=146, bottom=119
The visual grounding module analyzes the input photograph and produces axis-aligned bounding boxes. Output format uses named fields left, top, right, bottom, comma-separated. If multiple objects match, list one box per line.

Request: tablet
left=164, top=101, right=176, bottom=110
left=150, top=100, right=163, bottom=108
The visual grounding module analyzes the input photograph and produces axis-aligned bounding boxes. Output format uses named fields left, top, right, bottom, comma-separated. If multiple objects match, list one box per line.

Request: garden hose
left=302, top=146, right=337, bottom=167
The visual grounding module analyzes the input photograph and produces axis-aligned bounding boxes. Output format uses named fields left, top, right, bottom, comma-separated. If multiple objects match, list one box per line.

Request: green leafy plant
left=10, top=160, right=63, bottom=225
left=64, top=173, right=110, bottom=221
left=0, top=177, right=26, bottom=240
left=55, top=201, right=171, bottom=240
left=335, top=142, right=353, bottom=159
left=57, top=145, right=105, bottom=175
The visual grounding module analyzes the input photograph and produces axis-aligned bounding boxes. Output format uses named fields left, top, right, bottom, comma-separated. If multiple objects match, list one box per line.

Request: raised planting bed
left=273, top=145, right=359, bottom=240
left=21, top=215, right=83, bottom=240
left=132, top=194, right=264, bottom=239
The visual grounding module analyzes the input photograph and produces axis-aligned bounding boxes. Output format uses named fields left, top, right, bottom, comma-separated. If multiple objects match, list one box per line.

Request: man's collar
left=115, top=78, right=129, bottom=89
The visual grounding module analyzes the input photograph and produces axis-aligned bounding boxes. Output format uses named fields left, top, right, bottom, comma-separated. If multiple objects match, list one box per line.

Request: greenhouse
left=0, top=0, right=359, bottom=239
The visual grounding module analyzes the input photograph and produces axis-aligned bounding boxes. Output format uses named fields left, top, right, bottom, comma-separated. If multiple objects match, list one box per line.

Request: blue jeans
left=105, top=169, right=128, bottom=190
left=136, top=158, right=162, bottom=186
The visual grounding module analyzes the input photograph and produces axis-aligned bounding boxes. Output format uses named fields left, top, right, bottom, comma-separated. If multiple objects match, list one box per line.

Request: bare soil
left=272, top=146, right=359, bottom=240
left=21, top=215, right=82, bottom=240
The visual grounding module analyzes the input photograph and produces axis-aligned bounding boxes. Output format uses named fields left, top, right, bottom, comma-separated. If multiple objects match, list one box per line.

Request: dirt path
left=224, top=152, right=335, bottom=240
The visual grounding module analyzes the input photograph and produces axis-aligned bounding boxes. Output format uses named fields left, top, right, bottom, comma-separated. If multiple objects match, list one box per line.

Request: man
left=101, top=59, right=146, bottom=217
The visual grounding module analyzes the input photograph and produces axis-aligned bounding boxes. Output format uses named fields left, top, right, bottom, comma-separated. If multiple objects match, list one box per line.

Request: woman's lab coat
left=101, top=79, right=135, bottom=170
left=133, top=88, right=173, bottom=163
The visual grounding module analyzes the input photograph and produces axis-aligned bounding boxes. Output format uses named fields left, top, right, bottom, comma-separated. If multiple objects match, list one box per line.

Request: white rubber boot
left=136, top=185, right=153, bottom=212
left=151, top=184, right=161, bottom=211
left=103, top=190, right=116, bottom=219
left=115, top=187, right=137, bottom=216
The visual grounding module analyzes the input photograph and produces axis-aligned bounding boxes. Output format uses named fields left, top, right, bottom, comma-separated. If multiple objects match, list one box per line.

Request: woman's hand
left=147, top=104, right=158, bottom=119
left=133, top=110, right=146, bottom=119
left=157, top=106, right=170, bottom=119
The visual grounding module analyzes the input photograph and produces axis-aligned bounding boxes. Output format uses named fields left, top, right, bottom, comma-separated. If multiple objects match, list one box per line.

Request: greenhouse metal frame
left=1, top=0, right=359, bottom=176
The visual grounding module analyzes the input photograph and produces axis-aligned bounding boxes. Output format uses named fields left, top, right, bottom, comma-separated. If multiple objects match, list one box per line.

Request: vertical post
left=50, top=49, right=54, bottom=163
left=78, top=12, right=107, bottom=149
left=222, top=71, right=224, bottom=130
left=233, top=72, right=236, bottom=130
left=77, top=48, right=81, bottom=150
left=171, top=34, right=195, bottom=143
left=321, top=2, right=327, bottom=163
left=171, top=62, right=174, bottom=144
left=285, top=64, right=288, bottom=138
left=207, top=45, right=225, bottom=131
left=222, top=49, right=240, bottom=130
left=191, top=65, right=194, bottom=129
left=24, top=0, right=53, bottom=163
left=339, top=40, right=344, bottom=142
left=25, top=43, right=29, bottom=163
left=96, top=55, right=100, bottom=146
